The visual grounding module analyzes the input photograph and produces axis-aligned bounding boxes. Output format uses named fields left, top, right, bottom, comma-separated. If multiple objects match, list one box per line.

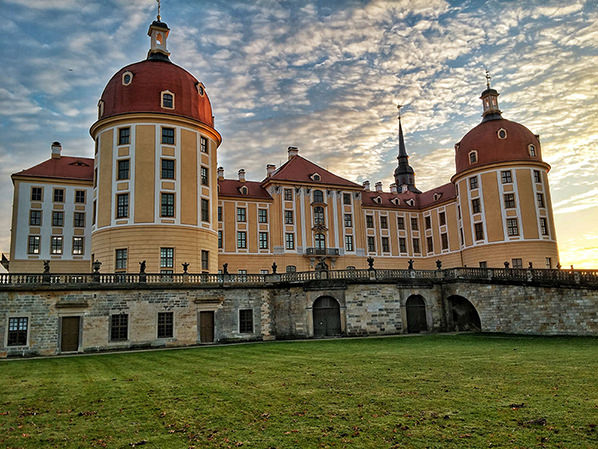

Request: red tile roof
left=361, top=182, right=456, bottom=209
left=12, top=156, right=94, bottom=182
left=218, top=179, right=272, bottom=200
left=264, top=155, right=362, bottom=188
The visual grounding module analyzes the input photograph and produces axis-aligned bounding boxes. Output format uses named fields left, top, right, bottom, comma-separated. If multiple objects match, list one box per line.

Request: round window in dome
left=497, top=128, right=507, bottom=139
left=122, top=71, right=133, bottom=86
left=196, top=82, right=205, bottom=96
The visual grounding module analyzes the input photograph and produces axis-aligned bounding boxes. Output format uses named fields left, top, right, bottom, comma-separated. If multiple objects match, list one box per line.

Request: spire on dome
left=147, top=1, right=171, bottom=62
left=393, top=105, right=421, bottom=194
left=480, top=70, right=502, bottom=122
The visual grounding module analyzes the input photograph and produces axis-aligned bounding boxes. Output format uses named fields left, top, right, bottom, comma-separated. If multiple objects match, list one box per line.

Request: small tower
left=480, top=70, right=502, bottom=122
left=393, top=105, right=421, bottom=194
left=147, top=3, right=170, bottom=61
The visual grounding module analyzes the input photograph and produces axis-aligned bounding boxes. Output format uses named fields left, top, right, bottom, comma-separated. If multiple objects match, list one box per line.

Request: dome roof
left=455, top=118, right=542, bottom=174
left=98, top=59, right=213, bottom=127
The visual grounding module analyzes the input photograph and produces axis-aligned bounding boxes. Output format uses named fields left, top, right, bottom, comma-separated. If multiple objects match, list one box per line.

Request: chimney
left=238, top=169, right=246, bottom=182
left=363, top=180, right=370, bottom=191
left=375, top=182, right=383, bottom=192
left=287, top=146, right=299, bottom=160
left=266, top=164, right=276, bottom=177
left=217, top=167, right=224, bottom=180
left=51, top=141, right=62, bottom=159
left=390, top=183, right=397, bottom=193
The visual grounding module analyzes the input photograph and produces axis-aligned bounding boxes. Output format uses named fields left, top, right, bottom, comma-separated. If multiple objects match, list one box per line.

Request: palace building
left=5, top=17, right=559, bottom=275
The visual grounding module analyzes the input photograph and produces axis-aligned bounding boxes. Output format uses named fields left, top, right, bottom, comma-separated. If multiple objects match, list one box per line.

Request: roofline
left=11, top=174, right=93, bottom=186
left=261, top=178, right=362, bottom=190
left=451, top=160, right=551, bottom=183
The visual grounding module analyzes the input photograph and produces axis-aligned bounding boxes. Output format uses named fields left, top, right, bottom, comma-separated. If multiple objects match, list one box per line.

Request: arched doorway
left=447, top=295, right=481, bottom=331
left=406, top=295, right=428, bottom=333
left=313, top=296, right=341, bottom=337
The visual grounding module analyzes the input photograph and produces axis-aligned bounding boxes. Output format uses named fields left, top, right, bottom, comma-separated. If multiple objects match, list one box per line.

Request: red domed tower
left=451, top=74, right=559, bottom=268
left=89, top=15, right=222, bottom=273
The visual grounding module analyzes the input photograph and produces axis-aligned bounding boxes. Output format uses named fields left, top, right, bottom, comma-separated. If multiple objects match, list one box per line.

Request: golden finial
left=156, top=0, right=161, bottom=20
left=485, top=70, right=491, bottom=89
left=397, top=104, right=403, bottom=120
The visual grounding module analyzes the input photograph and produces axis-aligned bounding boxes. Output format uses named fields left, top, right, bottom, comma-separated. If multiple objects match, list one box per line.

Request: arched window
left=97, top=100, right=104, bottom=119
left=314, top=233, right=326, bottom=250
left=313, top=190, right=324, bottom=203
left=161, top=91, right=174, bottom=109
left=313, top=206, right=325, bottom=225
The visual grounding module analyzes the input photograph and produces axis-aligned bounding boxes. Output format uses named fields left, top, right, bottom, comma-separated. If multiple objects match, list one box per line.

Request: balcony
left=304, top=247, right=340, bottom=256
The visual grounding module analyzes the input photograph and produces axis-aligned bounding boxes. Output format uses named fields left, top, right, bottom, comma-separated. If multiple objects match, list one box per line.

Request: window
left=51, top=236, right=63, bottom=254
left=397, top=216, right=405, bottom=230
left=29, top=210, right=41, bottom=226
left=201, top=250, right=209, bottom=271
left=72, top=237, right=84, bottom=255
left=118, top=127, right=130, bottom=145
left=469, top=151, right=478, bottom=164
left=426, top=236, right=433, bottom=253
left=27, top=236, right=40, bottom=254
left=218, top=206, right=222, bottom=222
left=540, top=217, right=548, bottom=236
left=73, top=212, right=85, bottom=228
left=52, top=211, right=64, bottom=227
left=258, top=209, right=268, bottom=223
left=201, top=199, right=210, bottom=222
left=200, top=166, right=209, bottom=186
left=92, top=200, right=96, bottom=225
left=7, top=317, right=28, bottom=346
left=116, top=193, right=129, bottom=218
left=504, top=193, right=516, bottom=209
left=512, top=258, right=523, bottom=269
left=367, top=236, right=375, bottom=252
left=344, top=214, right=352, bottom=227
left=75, top=190, right=86, bottom=203
left=412, top=238, right=420, bottom=253
left=53, top=189, right=64, bottom=203
left=439, top=212, right=446, bottom=226
left=381, top=237, right=390, bottom=252
left=31, top=187, right=42, bottom=201
left=537, top=193, right=545, bottom=208
left=469, top=177, right=478, bottom=190
left=471, top=198, right=481, bottom=214
left=161, top=193, right=175, bottom=217
left=285, top=233, right=295, bottom=250
left=286, top=265, right=296, bottom=273
left=160, top=247, right=174, bottom=272
left=110, top=314, right=128, bottom=341
left=284, top=210, right=293, bottom=224
left=200, top=136, right=208, bottom=153
left=239, top=309, right=253, bottom=333
left=157, top=312, right=174, bottom=338
left=218, top=230, right=222, bottom=249
left=380, top=216, right=388, bottom=229
left=345, top=235, right=353, bottom=251
left=313, top=206, right=325, bottom=225
left=399, top=237, right=407, bottom=253
left=122, top=72, right=133, bottom=85
left=366, top=215, right=374, bottom=228
left=237, top=231, right=247, bottom=249
left=441, top=233, right=449, bottom=250
left=313, top=190, right=324, bottom=203
left=458, top=205, right=461, bottom=219
left=343, top=193, right=351, bottom=204
left=497, top=128, right=507, bottom=139
left=161, top=127, right=175, bottom=145
left=501, top=170, right=512, bottom=184
left=315, top=233, right=326, bottom=250
left=528, top=144, right=536, bottom=156
left=161, top=159, right=175, bottom=179
left=237, top=207, right=246, bottom=222
left=533, top=170, right=541, bottom=183
left=425, top=216, right=431, bottom=229
left=545, top=257, right=553, bottom=269
left=410, top=217, right=418, bottom=230
left=479, top=261, right=487, bottom=268
left=474, top=223, right=484, bottom=241
left=115, top=248, right=127, bottom=270
left=94, top=168, right=98, bottom=188
left=284, top=189, right=293, bottom=201
left=259, top=232, right=269, bottom=249
left=162, top=92, right=174, bottom=109
left=506, top=218, right=519, bottom=236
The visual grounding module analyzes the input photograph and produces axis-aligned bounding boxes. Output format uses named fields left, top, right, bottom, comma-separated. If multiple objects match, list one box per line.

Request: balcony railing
left=304, top=247, right=340, bottom=256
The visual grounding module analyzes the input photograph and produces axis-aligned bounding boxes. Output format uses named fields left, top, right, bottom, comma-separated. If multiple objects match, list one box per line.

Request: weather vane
left=156, top=0, right=161, bottom=20
left=397, top=104, right=403, bottom=120
left=485, top=70, right=491, bottom=89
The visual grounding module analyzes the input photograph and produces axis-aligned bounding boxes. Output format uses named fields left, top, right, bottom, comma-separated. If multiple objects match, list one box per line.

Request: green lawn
left=1, top=335, right=598, bottom=448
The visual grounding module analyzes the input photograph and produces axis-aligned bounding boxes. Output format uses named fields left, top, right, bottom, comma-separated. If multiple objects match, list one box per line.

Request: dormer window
left=161, top=91, right=174, bottom=109
left=97, top=100, right=104, bottom=119
left=390, top=198, right=400, bottom=206
left=528, top=144, right=536, bottom=157
left=497, top=128, right=507, bottom=139
left=433, top=192, right=442, bottom=201
left=310, top=173, right=321, bottom=182
left=239, top=186, right=248, bottom=195
left=196, top=82, right=205, bottom=96
left=122, top=71, right=133, bottom=86
left=373, top=196, right=382, bottom=204
left=468, top=150, right=478, bottom=164
left=405, top=199, right=414, bottom=206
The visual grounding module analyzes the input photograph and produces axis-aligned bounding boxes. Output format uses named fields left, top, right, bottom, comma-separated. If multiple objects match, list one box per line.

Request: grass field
left=1, top=334, right=598, bottom=448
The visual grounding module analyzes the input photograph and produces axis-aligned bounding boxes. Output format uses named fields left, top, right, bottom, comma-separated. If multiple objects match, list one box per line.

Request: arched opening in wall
left=406, top=295, right=428, bottom=333
left=447, top=295, right=481, bottom=332
left=313, top=296, right=341, bottom=337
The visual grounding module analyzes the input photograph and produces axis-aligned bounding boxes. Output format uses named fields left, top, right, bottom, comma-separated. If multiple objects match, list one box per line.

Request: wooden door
left=313, top=296, right=341, bottom=337
left=199, top=311, right=214, bottom=343
left=61, top=316, right=80, bottom=352
left=406, top=296, right=427, bottom=333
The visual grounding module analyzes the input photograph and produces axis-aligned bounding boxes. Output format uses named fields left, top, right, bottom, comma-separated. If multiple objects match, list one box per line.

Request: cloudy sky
left=1, top=0, right=597, bottom=268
